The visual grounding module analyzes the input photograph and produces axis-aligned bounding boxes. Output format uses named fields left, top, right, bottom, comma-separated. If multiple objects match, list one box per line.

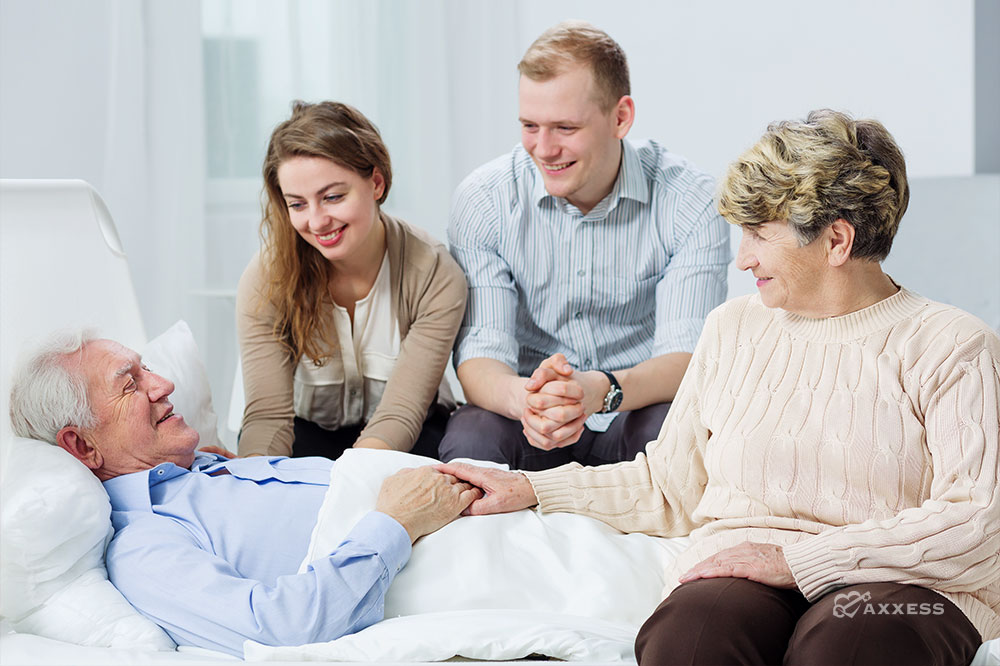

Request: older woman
left=438, top=110, right=998, bottom=665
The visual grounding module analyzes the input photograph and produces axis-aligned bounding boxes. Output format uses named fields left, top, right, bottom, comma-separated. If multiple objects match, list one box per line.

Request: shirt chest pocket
left=293, top=359, right=345, bottom=425
left=360, top=350, right=397, bottom=382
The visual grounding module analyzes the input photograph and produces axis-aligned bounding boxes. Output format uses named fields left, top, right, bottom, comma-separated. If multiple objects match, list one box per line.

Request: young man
left=441, top=21, right=729, bottom=470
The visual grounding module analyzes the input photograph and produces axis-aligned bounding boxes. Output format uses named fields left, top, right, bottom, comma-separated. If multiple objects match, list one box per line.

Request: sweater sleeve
left=235, top=255, right=296, bottom=457
left=783, top=333, right=1000, bottom=600
left=359, top=241, right=468, bottom=451
left=525, top=308, right=721, bottom=537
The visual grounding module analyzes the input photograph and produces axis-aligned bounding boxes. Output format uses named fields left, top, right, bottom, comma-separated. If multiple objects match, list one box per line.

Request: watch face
left=607, top=390, right=623, bottom=412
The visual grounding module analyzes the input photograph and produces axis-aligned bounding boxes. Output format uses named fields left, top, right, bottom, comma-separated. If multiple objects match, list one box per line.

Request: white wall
left=507, top=0, right=976, bottom=183
left=1, top=0, right=995, bottom=436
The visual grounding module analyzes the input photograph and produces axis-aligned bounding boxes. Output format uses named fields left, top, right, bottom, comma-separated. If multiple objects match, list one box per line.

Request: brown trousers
left=635, top=578, right=981, bottom=666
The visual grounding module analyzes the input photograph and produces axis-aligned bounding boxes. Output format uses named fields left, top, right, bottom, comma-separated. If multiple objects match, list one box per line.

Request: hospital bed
left=0, top=180, right=997, bottom=666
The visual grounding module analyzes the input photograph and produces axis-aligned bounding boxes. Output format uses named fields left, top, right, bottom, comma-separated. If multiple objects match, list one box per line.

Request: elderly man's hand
left=375, top=467, right=483, bottom=543
left=433, top=462, right=537, bottom=515
left=678, top=542, right=797, bottom=589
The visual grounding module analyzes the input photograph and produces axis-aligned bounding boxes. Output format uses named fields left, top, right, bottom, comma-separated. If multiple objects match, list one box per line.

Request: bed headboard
left=0, top=179, right=147, bottom=456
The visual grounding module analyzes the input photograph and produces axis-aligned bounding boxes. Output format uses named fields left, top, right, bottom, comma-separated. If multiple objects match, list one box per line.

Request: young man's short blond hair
left=518, top=20, right=630, bottom=111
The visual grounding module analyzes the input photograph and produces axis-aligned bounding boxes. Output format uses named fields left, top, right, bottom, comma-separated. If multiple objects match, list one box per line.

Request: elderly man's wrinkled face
left=70, top=339, right=200, bottom=478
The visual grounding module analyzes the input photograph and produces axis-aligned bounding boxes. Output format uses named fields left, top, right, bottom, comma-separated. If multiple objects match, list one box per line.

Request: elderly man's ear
left=56, top=426, right=102, bottom=471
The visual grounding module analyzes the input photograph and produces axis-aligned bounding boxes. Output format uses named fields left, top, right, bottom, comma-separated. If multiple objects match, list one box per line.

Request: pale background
left=1, top=0, right=998, bottom=445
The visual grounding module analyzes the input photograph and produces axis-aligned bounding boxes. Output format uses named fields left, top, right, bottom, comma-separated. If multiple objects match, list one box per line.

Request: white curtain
left=201, top=0, right=523, bottom=440
left=202, top=0, right=523, bottom=243
left=0, top=0, right=206, bottom=348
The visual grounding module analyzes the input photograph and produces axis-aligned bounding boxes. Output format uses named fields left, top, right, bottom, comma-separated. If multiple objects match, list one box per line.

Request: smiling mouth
left=156, top=410, right=174, bottom=425
left=317, top=228, right=343, bottom=241
left=541, top=161, right=574, bottom=172
left=315, top=227, right=345, bottom=246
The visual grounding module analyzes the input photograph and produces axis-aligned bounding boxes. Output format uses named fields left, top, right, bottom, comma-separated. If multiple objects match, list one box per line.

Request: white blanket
left=244, top=450, right=689, bottom=662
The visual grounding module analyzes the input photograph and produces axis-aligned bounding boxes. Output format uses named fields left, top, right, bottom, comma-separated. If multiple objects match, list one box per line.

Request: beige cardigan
left=236, top=213, right=467, bottom=456
left=527, top=289, right=1000, bottom=640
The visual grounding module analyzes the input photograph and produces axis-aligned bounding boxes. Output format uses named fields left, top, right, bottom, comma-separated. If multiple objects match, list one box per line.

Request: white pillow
left=0, top=320, right=221, bottom=649
left=0, top=437, right=174, bottom=649
left=293, top=449, right=690, bottom=661
left=141, top=320, right=221, bottom=448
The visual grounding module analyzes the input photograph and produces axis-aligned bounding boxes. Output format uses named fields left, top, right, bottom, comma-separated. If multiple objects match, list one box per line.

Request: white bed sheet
left=245, top=449, right=689, bottom=662
left=6, top=617, right=999, bottom=665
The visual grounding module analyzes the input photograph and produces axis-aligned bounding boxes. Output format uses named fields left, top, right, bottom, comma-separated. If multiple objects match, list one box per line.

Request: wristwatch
left=599, top=370, right=623, bottom=413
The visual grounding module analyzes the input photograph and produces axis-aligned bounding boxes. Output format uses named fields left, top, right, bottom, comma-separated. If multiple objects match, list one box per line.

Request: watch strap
left=599, top=370, right=622, bottom=413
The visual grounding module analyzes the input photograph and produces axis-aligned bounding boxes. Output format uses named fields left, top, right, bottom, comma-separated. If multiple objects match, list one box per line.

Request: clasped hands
left=432, top=463, right=798, bottom=591
left=519, top=353, right=607, bottom=451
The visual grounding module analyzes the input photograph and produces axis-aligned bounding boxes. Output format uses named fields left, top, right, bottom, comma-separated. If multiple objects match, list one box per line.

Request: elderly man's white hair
left=9, top=328, right=100, bottom=444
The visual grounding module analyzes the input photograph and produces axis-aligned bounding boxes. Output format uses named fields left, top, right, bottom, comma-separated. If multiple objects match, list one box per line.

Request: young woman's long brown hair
left=259, top=101, right=393, bottom=366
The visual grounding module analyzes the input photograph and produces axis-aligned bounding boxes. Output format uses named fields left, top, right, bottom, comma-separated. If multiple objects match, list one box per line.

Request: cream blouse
left=293, top=253, right=400, bottom=430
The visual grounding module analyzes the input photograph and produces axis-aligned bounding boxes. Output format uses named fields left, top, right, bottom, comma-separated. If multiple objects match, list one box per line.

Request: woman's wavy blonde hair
left=718, top=109, right=909, bottom=262
left=260, top=100, right=392, bottom=365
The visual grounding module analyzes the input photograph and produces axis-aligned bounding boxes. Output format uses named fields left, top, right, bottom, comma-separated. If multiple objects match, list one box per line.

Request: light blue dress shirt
left=103, top=453, right=410, bottom=657
left=448, top=139, right=730, bottom=430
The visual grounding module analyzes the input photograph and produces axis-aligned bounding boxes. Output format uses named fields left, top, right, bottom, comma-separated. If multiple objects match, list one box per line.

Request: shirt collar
left=103, top=452, right=228, bottom=513
left=617, top=139, right=650, bottom=205
left=530, top=139, right=650, bottom=212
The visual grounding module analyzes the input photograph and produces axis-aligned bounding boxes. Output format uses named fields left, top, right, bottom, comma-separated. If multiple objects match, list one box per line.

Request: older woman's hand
left=678, top=542, right=797, bottom=589
left=433, top=462, right=538, bottom=515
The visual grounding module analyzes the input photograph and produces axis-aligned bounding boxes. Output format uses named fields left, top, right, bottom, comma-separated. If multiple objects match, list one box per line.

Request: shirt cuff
left=453, top=326, right=519, bottom=370
left=653, top=317, right=703, bottom=356
left=349, top=511, right=412, bottom=577
left=584, top=412, right=618, bottom=432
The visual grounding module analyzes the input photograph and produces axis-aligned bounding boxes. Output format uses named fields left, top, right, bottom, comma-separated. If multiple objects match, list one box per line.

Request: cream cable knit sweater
left=527, top=288, right=1000, bottom=640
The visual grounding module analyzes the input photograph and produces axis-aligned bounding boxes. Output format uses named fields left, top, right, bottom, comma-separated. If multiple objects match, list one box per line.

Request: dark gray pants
left=635, top=578, right=981, bottom=666
left=437, top=402, right=670, bottom=471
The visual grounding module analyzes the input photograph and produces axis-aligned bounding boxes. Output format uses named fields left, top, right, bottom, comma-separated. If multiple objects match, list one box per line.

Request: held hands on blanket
left=375, top=467, right=483, bottom=543
left=434, top=462, right=538, bottom=516
left=521, top=353, right=608, bottom=450
left=679, top=542, right=797, bottom=589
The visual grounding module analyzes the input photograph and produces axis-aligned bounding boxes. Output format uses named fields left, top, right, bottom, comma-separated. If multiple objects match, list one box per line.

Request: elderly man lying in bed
left=8, top=332, right=481, bottom=657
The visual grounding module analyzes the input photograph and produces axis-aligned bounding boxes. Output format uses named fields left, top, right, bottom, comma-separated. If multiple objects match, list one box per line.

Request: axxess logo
left=832, top=591, right=871, bottom=618
left=832, top=590, right=945, bottom=618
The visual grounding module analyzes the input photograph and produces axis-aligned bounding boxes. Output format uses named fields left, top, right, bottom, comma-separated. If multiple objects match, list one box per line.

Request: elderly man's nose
left=147, top=372, right=175, bottom=400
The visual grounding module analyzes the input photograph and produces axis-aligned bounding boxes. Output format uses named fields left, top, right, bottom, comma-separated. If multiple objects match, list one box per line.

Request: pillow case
left=0, top=319, right=221, bottom=649
left=0, top=437, right=174, bottom=649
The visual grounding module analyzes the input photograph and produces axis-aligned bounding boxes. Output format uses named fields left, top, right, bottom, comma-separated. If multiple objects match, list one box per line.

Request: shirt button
left=156, top=469, right=165, bottom=476
left=584, top=358, right=591, bottom=365
left=574, top=311, right=582, bottom=319
left=350, top=389, right=358, bottom=397
left=577, top=269, right=585, bottom=277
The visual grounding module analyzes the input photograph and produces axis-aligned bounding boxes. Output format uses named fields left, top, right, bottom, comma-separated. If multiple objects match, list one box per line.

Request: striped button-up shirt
left=448, top=139, right=730, bottom=429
